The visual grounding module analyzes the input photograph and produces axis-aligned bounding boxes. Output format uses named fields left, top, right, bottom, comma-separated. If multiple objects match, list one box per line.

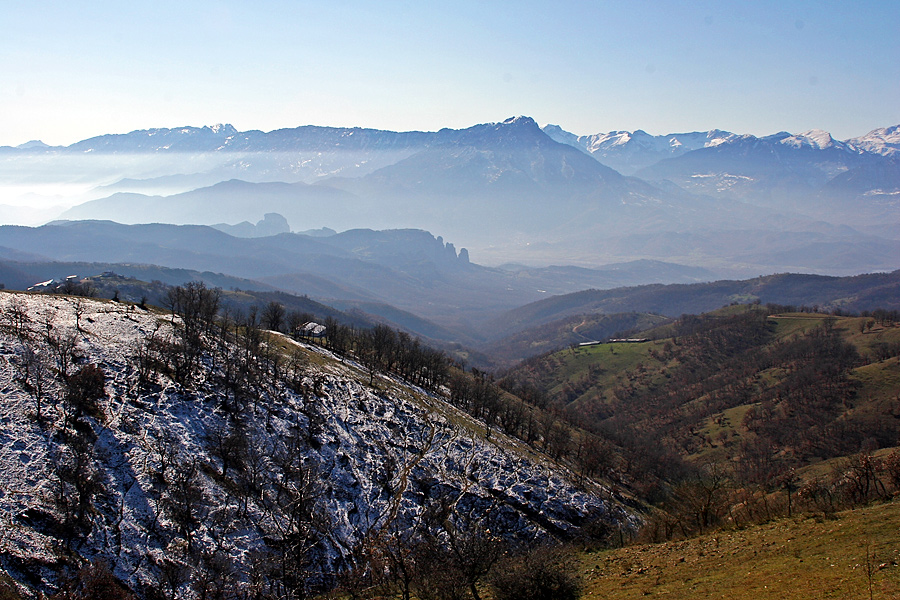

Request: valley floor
left=579, top=500, right=900, bottom=599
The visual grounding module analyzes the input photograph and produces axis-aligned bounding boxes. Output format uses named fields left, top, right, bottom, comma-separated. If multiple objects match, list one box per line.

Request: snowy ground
left=0, top=291, right=635, bottom=597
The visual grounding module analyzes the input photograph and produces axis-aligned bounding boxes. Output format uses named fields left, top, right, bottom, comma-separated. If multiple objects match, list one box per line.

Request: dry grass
left=579, top=501, right=900, bottom=599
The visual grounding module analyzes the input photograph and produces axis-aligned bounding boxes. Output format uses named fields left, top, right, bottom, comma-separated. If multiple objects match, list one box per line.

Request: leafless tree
left=262, top=301, right=286, bottom=333
left=46, top=327, right=78, bottom=381
left=72, top=298, right=87, bottom=332
left=205, top=418, right=248, bottom=480
left=488, top=545, right=581, bottom=600
left=160, top=458, right=208, bottom=556
left=4, top=297, right=32, bottom=341
left=51, top=559, right=135, bottom=600
left=259, top=431, right=330, bottom=600
left=17, top=343, right=50, bottom=421
left=65, top=364, right=107, bottom=422
left=51, top=435, right=104, bottom=546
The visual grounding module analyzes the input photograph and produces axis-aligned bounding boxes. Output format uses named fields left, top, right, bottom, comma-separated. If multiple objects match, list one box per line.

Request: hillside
left=4, top=222, right=899, bottom=354
left=489, top=270, right=900, bottom=337
left=510, top=307, right=900, bottom=452
left=0, top=290, right=631, bottom=599
left=480, top=312, right=670, bottom=368
left=501, top=306, right=900, bottom=513
left=579, top=501, right=900, bottom=599
left=4, top=249, right=899, bottom=371
left=0, top=222, right=721, bottom=345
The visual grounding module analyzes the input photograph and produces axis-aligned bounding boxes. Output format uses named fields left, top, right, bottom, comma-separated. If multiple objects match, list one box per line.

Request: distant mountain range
left=541, top=125, right=739, bottom=174
left=11, top=119, right=896, bottom=160
left=0, top=220, right=897, bottom=368
left=543, top=122, right=900, bottom=172
left=0, top=116, right=897, bottom=277
left=0, top=221, right=716, bottom=344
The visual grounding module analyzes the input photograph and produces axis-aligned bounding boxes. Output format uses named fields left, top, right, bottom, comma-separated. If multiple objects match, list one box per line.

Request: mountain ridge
left=4, top=116, right=899, bottom=278
left=6, top=118, right=897, bottom=157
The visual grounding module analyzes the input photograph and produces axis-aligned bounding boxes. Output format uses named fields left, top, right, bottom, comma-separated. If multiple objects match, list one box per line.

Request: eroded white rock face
left=0, top=292, right=634, bottom=597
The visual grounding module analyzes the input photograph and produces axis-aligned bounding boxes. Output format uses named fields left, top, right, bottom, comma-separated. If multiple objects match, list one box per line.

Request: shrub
left=52, top=560, right=135, bottom=600
left=488, top=545, right=581, bottom=600
left=65, top=364, right=107, bottom=419
left=0, top=574, right=25, bottom=600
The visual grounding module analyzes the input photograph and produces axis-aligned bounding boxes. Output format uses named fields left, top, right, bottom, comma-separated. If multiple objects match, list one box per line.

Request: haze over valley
left=1, top=114, right=898, bottom=365
left=2, top=116, right=898, bottom=275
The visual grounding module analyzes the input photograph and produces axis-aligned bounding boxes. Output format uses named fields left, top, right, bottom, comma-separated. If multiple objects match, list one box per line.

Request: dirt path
left=572, top=317, right=594, bottom=342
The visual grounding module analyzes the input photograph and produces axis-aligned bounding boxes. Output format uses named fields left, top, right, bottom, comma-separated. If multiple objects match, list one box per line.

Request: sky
left=2, top=0, right=898, bottom=146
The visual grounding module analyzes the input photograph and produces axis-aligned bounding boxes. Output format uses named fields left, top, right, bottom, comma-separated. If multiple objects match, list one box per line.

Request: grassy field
left=543, top=340, right=664, bottom=407
left=579, top=501, right=900, bottom=600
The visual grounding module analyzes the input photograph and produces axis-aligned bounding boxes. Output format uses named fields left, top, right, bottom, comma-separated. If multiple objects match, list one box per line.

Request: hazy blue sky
left=2, top=0, right=898, bottom=146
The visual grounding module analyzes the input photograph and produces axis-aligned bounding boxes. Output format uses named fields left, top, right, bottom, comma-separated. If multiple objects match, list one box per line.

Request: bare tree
left=65, top=364, right=107, bottom=422
left=4, top=297, right=32, bottom=341
left=671, top=462, right=731, bottom=535
left=488, top=545, right=581, bottom=600
left=17, top=343, right=50, bottom=421
left=205, top=418, right=248, bottom=480
left=260, top=431, right=330, bottom=599
left=262, top=301, right=286, bottom=333
left=72, top=298, right=87, bottom=332
left=51, top=434, right=104, bottom=546
left=160, top=458, right=208, bottom=556
left=411, top=495, right=505, bottom=600
left=51, top=559, right=136, bottom=600
left=130, top=323, right=164, bottom=390
left=46, top=327, right=78, bottom=381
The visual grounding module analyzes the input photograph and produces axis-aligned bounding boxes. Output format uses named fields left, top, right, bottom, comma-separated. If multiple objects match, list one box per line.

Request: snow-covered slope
left=848, top=125, right=900, bottom=157
left=778, top=129, right=856, bottom=152
left=0, top=292, right=631, bottom=598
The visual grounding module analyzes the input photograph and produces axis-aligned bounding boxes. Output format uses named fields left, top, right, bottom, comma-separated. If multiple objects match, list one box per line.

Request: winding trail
left=572, top=317, right=594, bottom=342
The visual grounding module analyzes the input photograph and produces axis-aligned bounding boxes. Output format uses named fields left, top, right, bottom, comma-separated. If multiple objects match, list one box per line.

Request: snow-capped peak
left=540, top=124, right=740, bottom=174
left=587, top=131, right=632, bottom=151
left=703, top=130, right=737, bottom=147
left=502, top=115, right=539, bottom=128
left=780, top=129, right=838, bottom=150
left=847, top=124, right=900, bottom=156
left=206, top=123, right=237, bottom=135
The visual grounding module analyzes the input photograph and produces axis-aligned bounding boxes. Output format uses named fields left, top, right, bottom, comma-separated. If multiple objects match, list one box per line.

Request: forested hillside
left=501, top=305, right=900, bottom=534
